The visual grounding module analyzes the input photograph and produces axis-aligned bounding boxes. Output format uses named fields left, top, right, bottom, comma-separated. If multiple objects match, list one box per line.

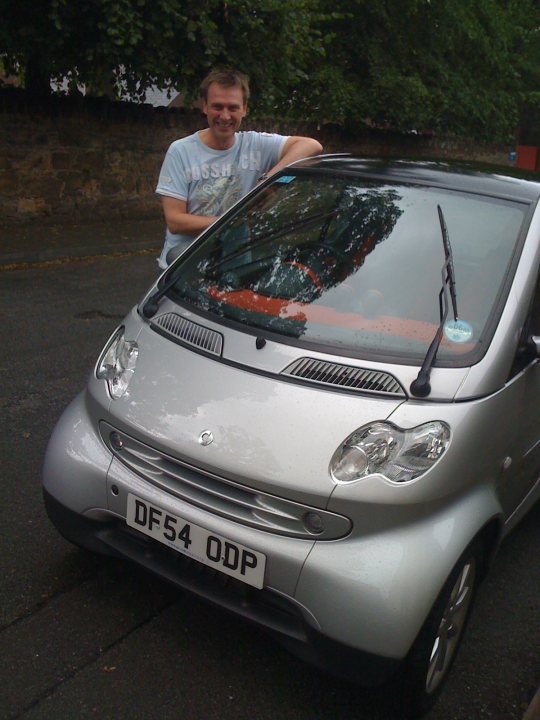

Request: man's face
left=203, top=82, right=247, bottom=148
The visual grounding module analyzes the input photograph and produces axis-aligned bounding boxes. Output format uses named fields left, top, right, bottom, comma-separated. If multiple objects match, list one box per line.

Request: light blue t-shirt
left=156, top=130, right=288, bottom=267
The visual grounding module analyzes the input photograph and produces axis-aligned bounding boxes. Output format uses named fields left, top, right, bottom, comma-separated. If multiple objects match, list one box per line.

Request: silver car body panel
left=297, top=485, right=501, bottom=658
left=102, top=320, right=405, bottom=506
left=45, top=374, right=535, bottom=658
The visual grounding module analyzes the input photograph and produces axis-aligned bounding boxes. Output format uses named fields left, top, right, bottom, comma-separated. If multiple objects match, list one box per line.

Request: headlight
left=96, top=327, right=138, bottom=399
left=330, top=421, right=450, bottom=484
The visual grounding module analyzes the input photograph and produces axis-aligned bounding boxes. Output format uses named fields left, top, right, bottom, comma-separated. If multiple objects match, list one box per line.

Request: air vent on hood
left=151, top=313, right=223, bottom=356
left=282, top=358, right=405, bottom=396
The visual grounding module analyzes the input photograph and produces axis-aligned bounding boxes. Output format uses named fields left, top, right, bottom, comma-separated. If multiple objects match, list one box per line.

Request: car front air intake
left=151, top=312, right=223, bottom=356
left=281, top=358, right=405, bottom=397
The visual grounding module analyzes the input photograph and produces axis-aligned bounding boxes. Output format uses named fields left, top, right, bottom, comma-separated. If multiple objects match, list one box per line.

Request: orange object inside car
left=207, top=287, right=473, bottom=352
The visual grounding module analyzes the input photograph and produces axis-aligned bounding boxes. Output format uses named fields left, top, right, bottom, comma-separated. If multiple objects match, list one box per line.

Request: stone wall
left=0, top=89, right=512, bottom=224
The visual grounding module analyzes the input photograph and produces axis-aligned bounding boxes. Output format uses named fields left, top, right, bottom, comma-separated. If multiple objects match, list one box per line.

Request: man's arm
left=160, top=136, right=322, bottom=234
left=161, top=196, right=219, bottom=236
left=265, top=136, right=323, bottom=178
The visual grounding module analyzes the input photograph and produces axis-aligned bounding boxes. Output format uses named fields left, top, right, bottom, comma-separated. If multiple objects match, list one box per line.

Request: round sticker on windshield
left=444, top=320, right=473, bottom=343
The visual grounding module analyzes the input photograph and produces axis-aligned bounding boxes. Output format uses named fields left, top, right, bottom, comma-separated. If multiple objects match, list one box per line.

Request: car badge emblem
left=199, top=430, right=214, bottom=446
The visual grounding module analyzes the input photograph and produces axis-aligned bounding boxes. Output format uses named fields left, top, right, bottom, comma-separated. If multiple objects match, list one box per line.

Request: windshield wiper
left=141, top=268, right=182, bottom=318
left=410, top=205, right=459, bottom=398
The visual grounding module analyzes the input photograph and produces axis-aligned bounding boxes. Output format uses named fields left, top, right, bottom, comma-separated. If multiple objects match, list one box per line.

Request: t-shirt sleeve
left=155, top=142, right=188, bottom=201
left=257, top=132, right=289, bottom=171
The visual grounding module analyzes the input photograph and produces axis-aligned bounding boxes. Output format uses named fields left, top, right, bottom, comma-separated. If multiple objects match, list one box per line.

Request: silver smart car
left=43, top=158, right=540, bottom=717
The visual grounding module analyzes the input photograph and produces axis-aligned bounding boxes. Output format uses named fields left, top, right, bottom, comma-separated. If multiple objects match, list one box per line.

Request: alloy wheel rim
left=425, top=557, right=476, bottom=694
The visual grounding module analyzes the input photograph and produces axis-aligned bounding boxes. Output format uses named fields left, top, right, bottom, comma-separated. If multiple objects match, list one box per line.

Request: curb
left=0, top=218, right=164, bottom=268
left=0, top=240, right=160, bottom=268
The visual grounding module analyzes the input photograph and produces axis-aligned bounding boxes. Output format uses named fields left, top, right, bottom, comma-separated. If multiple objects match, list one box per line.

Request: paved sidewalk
left=0, top=217, right=163, bottom=267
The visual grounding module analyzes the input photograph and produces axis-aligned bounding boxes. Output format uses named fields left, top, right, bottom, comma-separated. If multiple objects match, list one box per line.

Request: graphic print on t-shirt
left=194, top=175, right=243, bottom=215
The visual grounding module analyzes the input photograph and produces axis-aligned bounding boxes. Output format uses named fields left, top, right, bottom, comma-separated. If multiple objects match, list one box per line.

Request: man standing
left=156, top=68, right=323, bottom=268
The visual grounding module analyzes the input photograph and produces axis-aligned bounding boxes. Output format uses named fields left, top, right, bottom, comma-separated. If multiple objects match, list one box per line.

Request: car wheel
left=393, top=541, right=481, bottom=718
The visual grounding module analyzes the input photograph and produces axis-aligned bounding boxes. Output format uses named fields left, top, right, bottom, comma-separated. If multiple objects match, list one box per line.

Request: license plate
left=126, top=494, right=266, bottom=589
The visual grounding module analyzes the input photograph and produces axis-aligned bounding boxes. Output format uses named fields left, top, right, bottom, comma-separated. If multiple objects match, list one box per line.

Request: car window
left=168, top=173, right=528, bottom=366
left=509, top=263, right=540, bottom=377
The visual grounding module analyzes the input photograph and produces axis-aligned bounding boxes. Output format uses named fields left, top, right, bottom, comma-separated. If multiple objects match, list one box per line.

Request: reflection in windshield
left=170, top=174, right=526, bottom=365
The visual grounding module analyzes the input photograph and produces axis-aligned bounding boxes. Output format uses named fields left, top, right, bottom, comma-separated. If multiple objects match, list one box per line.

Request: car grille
left=101, top=422, right=351, bottom=540
left=281, top=357, right=405, bottom=396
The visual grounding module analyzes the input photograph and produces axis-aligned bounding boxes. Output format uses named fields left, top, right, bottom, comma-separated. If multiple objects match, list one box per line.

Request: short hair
left=200, top=69, right=250, bottom=105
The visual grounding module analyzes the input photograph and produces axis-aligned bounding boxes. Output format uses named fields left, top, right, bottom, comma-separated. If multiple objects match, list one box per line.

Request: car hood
left=104, top=319, right=405, bottom=508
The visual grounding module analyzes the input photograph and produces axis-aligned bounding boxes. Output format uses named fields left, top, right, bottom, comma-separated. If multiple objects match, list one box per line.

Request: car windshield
left=167, top=172, right=527, bottom=365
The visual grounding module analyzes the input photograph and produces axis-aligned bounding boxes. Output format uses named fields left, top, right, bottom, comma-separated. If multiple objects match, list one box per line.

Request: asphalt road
left=1, top=253, right=539, bottom=720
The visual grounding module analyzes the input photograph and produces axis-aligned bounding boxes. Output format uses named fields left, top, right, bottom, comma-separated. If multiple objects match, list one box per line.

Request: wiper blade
left=438, top=205, right=458, bottom=321
left=410, top=205, right=459, bottom=398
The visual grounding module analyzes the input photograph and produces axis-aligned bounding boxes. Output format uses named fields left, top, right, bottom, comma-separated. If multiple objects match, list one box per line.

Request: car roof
left=293, top=155, right=540, bottom=204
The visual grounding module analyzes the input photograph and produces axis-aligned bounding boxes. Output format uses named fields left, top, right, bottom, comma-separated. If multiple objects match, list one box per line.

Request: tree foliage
left=296, top=0, right=540, bottom=141
left=0, top=0, right=538, bottom=140
left=0, top=0, right=323, bottom=101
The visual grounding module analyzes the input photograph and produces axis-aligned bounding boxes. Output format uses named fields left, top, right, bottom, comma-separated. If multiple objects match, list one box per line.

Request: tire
left=392, top=540, right=481, bottom=719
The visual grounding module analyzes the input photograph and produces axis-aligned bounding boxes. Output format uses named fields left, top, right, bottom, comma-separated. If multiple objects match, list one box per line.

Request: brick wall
left=0, top=89, right=512, bottom=224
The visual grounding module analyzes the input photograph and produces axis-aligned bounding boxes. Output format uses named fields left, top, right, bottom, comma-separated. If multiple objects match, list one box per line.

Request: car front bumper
left=42, top=388, right=499, bottom=681
left=42, top=488, right=400, bottom=685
